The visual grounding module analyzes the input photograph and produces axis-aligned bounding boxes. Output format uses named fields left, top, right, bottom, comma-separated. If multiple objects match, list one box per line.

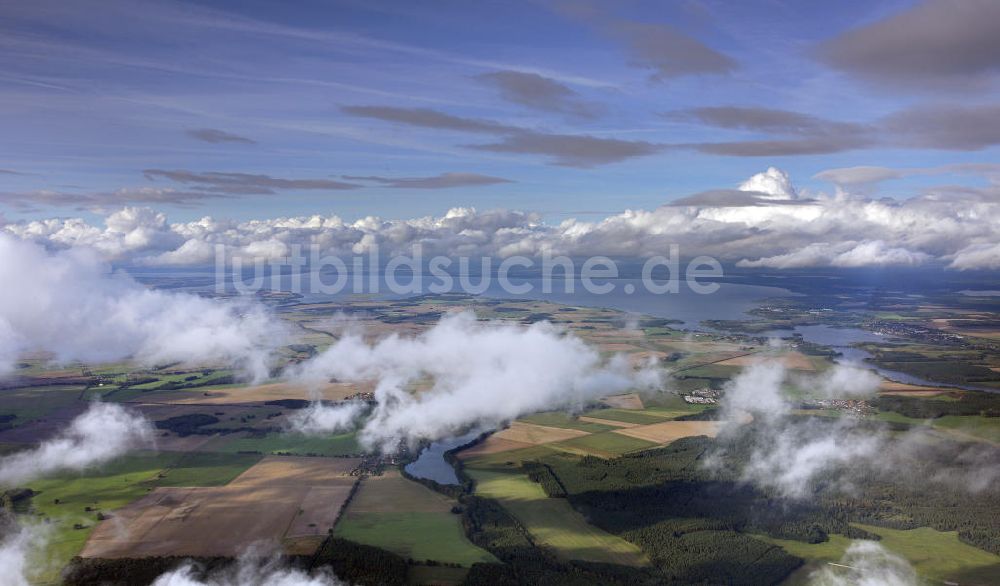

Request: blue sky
left=1, top=0, right=998, bottom=223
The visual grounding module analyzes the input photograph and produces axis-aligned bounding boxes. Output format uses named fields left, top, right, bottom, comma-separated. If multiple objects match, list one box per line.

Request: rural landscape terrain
left=3, top=271, right=1000, bottom=585
left=3, top=0, right=1000, bottom=584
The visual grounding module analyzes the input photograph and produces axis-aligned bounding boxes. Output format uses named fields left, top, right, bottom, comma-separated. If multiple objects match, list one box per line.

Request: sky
left=1, top=0, right=999, bottom=225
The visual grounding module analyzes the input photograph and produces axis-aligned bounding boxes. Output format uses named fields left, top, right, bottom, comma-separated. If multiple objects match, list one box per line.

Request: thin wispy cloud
left=342, top=105, right=663, bottom=167
left=552, top=1, right=737, bottom=80
left=476, top=70, right=603, bottom=118
left=186, top=128, right=257, bottom=144
left=342, top=172, right=513, bottom=189
left=143, top=169, right=361, bottom=194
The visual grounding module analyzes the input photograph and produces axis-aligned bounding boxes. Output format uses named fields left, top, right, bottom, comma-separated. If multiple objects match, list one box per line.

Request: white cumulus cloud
left=0, top=233, right=286, bottom=380
left=0, top=402, right=153, bottom=487
left=288, top=311, right=662, bottom=451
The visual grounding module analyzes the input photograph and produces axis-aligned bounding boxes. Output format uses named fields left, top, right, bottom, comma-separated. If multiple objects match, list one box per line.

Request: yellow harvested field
left=229, top=455, right=360, bottom=487
left=494, top=422, right=590, bottom=445
left=879, top=381, right=947, bottom=396
left=612, top=420, right=722, bottom=444
left=82, top=456, right=358, bottom=558
left=578, top=416, right=638, bottom=428
left=456, top=437, right=535, bottom=459
left=717, top=351, right=815, bottom=371
left=601, top=392, right=644, bottom=409
left=148, top=381, right=367, bottom=404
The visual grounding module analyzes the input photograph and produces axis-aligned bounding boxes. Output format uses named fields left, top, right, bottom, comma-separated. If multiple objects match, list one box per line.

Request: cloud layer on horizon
left=4, top=167, right=997, bottom=270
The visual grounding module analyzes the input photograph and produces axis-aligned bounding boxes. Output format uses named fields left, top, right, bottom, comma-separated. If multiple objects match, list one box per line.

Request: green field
left=518, top=411, right=617, bottom=432
left=552, top=431, right=658, bottom=457
left=211, top=431, right=363, bottom=456
left=874, top=411, right=1000, bottom=444
left=21, top=451, right=261, bottom=584
left=334, top=511, right=494, bottom=566
left=581, top=407, right=672, bottom=425
left=0, top=386, right=85, bottom=428
left=466, top=468, right=648, bottom=567
left=333, top=473, right=495, bottom=567
left=766, top=524, right=1000, bottom=585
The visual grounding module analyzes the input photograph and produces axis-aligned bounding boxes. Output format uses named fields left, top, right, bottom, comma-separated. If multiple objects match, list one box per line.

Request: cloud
left=809, top=541, right=917, bottom=586
left=671, top=106, right=865, bottom=137
left=672, top=102, right=1000, bottom=156
left=5, top=167, right=999, bottom=269
left=0, top=525, right=46, bottom=586
left=341, top=105, right=516, bottom=134
left=341, top=105, right=663, bottom=167
left=814, top=166, right=909, bottom=187
left=143, top=170, right=361, bottom=194
left=738, top=241, right=933, bottom=269
left=0, top=232, right=286, bottom=379
left=948, top=241, right=1000, bottom=270
left=553, top=3, right=736, bottom=80
left=0, top=403, right=153, bottom=486
left=342, top=172, right=513, bottom=189
left=476, top=70, right=602, bottom=118
left=605, top=20, right=737, bottom=79
left=150, top=553, right=344, bottom=586
left=288, top=401, right=366, bottom=436
left=186, top=128, right=256, bottom=145
left=713, top=361, right=886, bottom=498
left=0, top=187, right=228, bottom=211
left=467, top=130, right=663, bottom=167
left=713, top=360, right=1000, bottom=500
left=738, top=167, right=798, bottom=200
left=288, top=311, right=662, bottom=451
left=818, top=0, right=1000, bottom=91
left=815, top=364, right=882, bottom=398
left=882, top=103, right=1000, bottom=150
left=670, top=106, right=874, bottom=156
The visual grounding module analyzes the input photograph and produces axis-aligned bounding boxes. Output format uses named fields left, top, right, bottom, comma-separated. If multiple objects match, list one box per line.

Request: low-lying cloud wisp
left=288, top=311, right=662, bottom=451
left=0, top=233, right=286, bottom=380
left=0, top=402, right=153, bottom=487
left=808, top=540, right=917, bottom=586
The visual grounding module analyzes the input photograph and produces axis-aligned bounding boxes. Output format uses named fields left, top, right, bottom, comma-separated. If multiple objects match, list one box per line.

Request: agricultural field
left=81, top=456, right=359, bottom=558
left=464, top=468, right=649, bottom=567
left=769, top=524, right=1000, bottom=586
left=16, top=451, right=263, bottom=584
left=333, top=471, right=494, bottom=566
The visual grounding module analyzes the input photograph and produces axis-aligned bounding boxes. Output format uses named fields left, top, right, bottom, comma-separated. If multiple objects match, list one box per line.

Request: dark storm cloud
left=340, top=106, right=517, bottom=134
left=818, top=0, right=1000, bottom=90
left=476, top=70, right=603, bottom=118
left=342, top=105, right=663, bottom=167
left=143, top=169, right=361, bottom=194
left=186, top=128, right=257, bottom=144
left=883, top=103, right=1000, bottom=150
left=467, top=131, right=663, bottom=168
left=342, top=172, right=513, bottom=189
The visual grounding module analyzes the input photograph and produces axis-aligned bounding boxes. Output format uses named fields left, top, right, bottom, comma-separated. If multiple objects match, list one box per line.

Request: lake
left=404, top=430, right=480, bottom=485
